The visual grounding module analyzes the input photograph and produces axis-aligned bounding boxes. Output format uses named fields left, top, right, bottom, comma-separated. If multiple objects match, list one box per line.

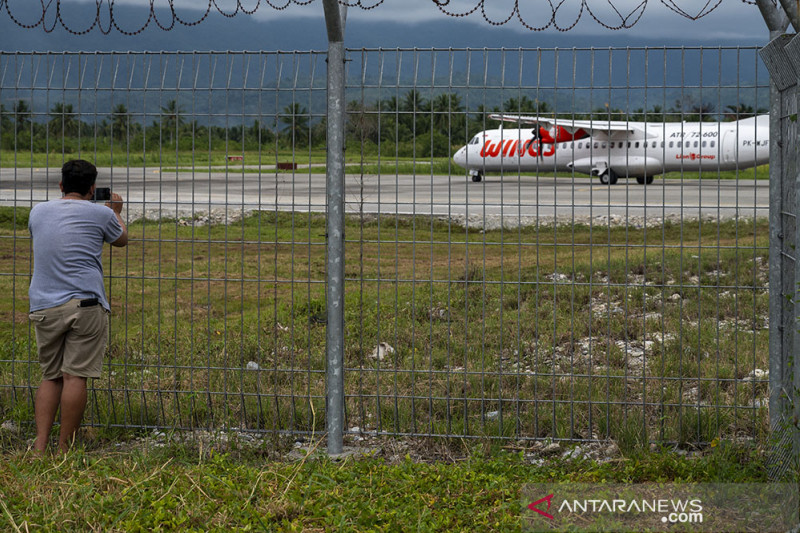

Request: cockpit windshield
left=469, top=135, right=481, bottom=145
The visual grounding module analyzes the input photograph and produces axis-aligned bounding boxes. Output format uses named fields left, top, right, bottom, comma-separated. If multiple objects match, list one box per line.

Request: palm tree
left=12, top=100, right=30, bottom=132
left=672, top=98, right=715, bottom=122
left=378, top=96, right=405, bottom=144
left=503, top=96, right=531, bottom=113
left=49, top=102, right=79, bottom=137
left=468, top=104, right=494, bottom=136
left=0, top=104, right=11, bottom=132
left=646, top=105, right=666, bottom=122
left=400, top=90, right=430, bottom=134
left=280, top=103, right=310, bottom=146
left=346, top=100, right=379, bottom=145
left=110, top=103, right=131, bottom=141
left=690, top=102, right=716, bottom=122
left=161, top=99, right=184, bottom=144
left=401, top=89, right=427, bottom=113
left=503, top=96, right=550, bottom=115
left=724, top=103, right=766, bottom=121
left=381, top=96, right=399, bottom=113
left=431, top=93, right=465, bottom=134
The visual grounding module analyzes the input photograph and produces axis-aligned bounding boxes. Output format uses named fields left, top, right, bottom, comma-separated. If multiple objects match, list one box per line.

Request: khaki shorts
left=29, top=299, right=109, bottom=380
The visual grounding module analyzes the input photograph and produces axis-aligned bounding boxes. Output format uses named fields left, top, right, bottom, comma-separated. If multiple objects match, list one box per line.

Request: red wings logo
left=480, top=139, right=556, bottom=158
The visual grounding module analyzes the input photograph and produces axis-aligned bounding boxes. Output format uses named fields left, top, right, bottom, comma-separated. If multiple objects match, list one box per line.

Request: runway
left=0, top=166, right=769, bottom=225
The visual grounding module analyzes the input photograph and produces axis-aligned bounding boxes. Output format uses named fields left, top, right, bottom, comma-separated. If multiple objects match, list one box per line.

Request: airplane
left=452, top=113, right=769, bottom=185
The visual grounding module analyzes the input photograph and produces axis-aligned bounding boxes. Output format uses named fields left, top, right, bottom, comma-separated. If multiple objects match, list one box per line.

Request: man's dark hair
left=61, top=159, right=97, bottom=195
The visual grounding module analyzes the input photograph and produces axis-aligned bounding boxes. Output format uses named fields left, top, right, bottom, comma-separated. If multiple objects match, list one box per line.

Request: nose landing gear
left=470, top=170, right=483, bottom=183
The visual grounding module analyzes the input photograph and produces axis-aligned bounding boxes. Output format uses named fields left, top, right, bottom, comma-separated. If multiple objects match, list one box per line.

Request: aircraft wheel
left=471, top=172, right=483, bottom=183
left=599, top=170, right=618, bottom=185
left=636, top=175, right=654, bottom=185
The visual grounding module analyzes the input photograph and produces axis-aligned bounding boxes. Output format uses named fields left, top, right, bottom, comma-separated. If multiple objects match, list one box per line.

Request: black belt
left=79, top=298, right=99, bottom=307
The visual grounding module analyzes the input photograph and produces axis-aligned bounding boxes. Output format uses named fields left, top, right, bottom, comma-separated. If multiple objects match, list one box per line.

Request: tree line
left=0, top=93, right=765, bottom=158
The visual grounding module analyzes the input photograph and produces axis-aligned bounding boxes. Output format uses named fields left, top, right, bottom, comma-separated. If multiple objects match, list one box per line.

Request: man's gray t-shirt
left=28, top=199, right=124, bottom=312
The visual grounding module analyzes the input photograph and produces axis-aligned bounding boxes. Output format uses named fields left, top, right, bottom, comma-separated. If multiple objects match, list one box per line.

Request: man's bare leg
left=34, top=377, right=63, bottom=452
left=58, top=373, right=87, bottom=453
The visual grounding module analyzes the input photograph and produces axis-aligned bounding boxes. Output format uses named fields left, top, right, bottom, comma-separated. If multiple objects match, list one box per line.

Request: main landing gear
left=599, top=169, right=618, bottom=185
left=597, top=170, right=654, bottom=185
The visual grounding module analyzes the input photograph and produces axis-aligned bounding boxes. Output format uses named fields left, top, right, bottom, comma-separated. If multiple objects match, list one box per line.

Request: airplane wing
left=488, top=113, right=655, bottom=140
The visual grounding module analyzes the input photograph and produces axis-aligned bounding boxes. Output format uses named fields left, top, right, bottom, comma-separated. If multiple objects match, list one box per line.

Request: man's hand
left=105, top=192, right=128, bottom=247
left=105, top=192, right=124, bottom=215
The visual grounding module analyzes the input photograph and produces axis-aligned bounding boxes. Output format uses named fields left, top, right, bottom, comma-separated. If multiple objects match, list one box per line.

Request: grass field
left=0, top=205, right=770, bottom=452
left=0, top=150, right=326, bottom=170
left=0, top=430, right=777, bottom=532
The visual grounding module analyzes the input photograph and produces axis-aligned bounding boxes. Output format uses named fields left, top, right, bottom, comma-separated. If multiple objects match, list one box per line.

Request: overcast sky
left=26, top=1, right=774, bottom=43
left=252, top=0, right=768, bottom=41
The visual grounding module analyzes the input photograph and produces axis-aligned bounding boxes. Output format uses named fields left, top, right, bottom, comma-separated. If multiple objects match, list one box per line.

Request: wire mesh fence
left=0, top=47, right=771, bottom=447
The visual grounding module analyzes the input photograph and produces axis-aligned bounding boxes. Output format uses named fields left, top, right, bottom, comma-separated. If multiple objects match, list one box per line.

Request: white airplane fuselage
left=452, top=115, right=769, bottom=184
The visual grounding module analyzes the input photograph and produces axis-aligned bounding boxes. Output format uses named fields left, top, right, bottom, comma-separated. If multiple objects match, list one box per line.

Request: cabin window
left=710, top=140, right=716, bottom=147
left=651, top=142, right=657, bottom=148
left=635, top=142, right=640, bottom=148
left=627, top=141, right=632, bottom=148
left=594, top=143, right=599, bottom=149
left=669, top=141, right=674, bottom=148
left=660, top=141, right=664, bottom=148
left=702, top=141, right=707, bottom=147
left=601, top=142, right=607, bottom=149
left=694, top=141, right=699, bottom=148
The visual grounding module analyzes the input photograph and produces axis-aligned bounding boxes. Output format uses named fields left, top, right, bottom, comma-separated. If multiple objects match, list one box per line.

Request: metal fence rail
left=0, top=47, right=771, bottom=448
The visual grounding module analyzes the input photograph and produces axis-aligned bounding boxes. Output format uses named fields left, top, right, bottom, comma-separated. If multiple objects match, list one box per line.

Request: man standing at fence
left=28, top=159, right=128, bottom=453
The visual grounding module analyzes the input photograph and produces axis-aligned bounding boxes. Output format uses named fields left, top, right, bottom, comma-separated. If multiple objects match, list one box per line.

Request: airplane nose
left=453, top=146, right=466, bottom=167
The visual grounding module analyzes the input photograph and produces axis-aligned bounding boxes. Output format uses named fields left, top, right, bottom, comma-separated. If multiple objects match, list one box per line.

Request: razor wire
left=430, top=0, right=721, bottom=32
left=0, top=0, right=762, bottom=35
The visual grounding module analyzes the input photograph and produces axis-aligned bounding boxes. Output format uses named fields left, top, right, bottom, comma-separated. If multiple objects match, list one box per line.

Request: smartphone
left=92, top=187, right=111, bottom=202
